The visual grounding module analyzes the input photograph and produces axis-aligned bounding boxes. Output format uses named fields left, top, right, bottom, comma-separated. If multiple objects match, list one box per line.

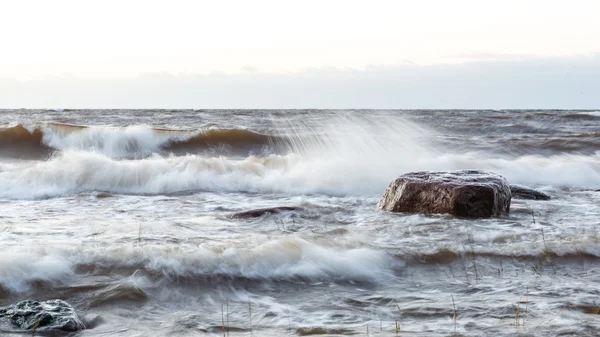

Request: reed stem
left=516, top=297, right=521, bottom=329
left=249, top=301, right=252, bottom=333
left=524, top=287, right=528, bottom=327
left=451, top=294, right=457, bottom=332
left=226, top=299, right=229, bottom=336
left=221, top=304, right=225, bottom=337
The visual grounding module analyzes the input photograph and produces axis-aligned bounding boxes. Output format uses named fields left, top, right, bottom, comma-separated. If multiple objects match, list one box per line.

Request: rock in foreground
left=0, top=299, right=85, bottom=332
left=509, top=184, right=551, bottom=200
left=377, top=170, right=511, bottom=218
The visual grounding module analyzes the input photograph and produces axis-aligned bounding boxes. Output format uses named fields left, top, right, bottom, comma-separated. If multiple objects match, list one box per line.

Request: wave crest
left=0, top=123, right=278, bottom=159
left=0, top=238, right=400, bottom=293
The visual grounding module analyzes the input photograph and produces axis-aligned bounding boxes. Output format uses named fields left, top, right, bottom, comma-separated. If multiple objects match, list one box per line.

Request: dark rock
left=377, top=170, right=511, bottom=218
left=0, top=299, right=85, bottom=332
left=228, top=206, right=302, bottom=219
left=510, top=184, right=551, bottom=200
left=297, top=327, right=354, bottom=336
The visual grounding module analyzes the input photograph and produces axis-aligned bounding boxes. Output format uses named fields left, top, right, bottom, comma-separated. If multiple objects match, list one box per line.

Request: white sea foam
left=36, top=124, right=195, bottom=158
left=0, top=249, right=74, bottom=293
left=581, top=111, right=600, bottom=117
left=0, top=237, right=399, bottom=293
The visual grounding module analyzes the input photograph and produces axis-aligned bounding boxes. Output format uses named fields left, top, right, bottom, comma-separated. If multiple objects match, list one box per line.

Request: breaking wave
left=2, top=234, right=600, bottom=295
left=0, top=115, right=598, bottom=200
left=0, top=123, right=279, bottom=159
left=0, top=237, right=401, bottom=294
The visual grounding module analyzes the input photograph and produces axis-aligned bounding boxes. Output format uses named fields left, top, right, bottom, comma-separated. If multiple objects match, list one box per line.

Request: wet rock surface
left=377, top=170, right=511, bottom=218
left=510, top=184, right=551, bottom=200
left=0, top=299, right=85, bottom=332
left=228, top=206, right=302, bottom=219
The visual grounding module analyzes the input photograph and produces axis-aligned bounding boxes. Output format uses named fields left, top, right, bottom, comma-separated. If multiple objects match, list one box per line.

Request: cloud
left=1, top=56, right=599, bottom=109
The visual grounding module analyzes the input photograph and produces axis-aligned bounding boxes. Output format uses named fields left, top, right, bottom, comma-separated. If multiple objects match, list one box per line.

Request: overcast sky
left=1, top=0, right=599, bottom=108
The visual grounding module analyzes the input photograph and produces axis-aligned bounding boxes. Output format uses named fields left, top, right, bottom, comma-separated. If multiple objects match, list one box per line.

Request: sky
left=1, top=0, right=599, bottom=108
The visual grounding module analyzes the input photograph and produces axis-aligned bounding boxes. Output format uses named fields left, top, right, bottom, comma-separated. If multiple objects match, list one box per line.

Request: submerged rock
left=296, top=327, right=354, bottom=335
left=228, top=206, right=302, bottom=219
left=377, top=170, right=511, bottom=218
left=510, top=184, right=551, bottom=200
left=0, top=299, right=85, bottom=332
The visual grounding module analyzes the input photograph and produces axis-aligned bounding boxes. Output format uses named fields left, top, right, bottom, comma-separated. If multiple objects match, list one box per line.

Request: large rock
left=509, top=184, right=551, bottom=200
left=377, top=170, right=511, bottom=218
left=0, top=299, right=85, bottom=332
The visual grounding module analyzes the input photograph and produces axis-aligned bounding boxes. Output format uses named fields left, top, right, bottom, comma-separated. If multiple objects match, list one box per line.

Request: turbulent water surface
left=1, top=109, right=599, bottom=336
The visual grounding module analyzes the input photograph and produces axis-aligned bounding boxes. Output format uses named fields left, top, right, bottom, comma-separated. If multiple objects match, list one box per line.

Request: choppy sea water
left=0, top=109, right=599, bottom=336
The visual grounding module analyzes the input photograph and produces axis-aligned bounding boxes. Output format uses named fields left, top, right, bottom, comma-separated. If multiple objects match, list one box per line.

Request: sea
left=0, top=109, right=599, bottom=336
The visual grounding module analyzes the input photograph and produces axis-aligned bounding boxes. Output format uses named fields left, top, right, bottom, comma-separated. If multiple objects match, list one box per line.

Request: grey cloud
left=1, top=56, right=599, bottom=109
